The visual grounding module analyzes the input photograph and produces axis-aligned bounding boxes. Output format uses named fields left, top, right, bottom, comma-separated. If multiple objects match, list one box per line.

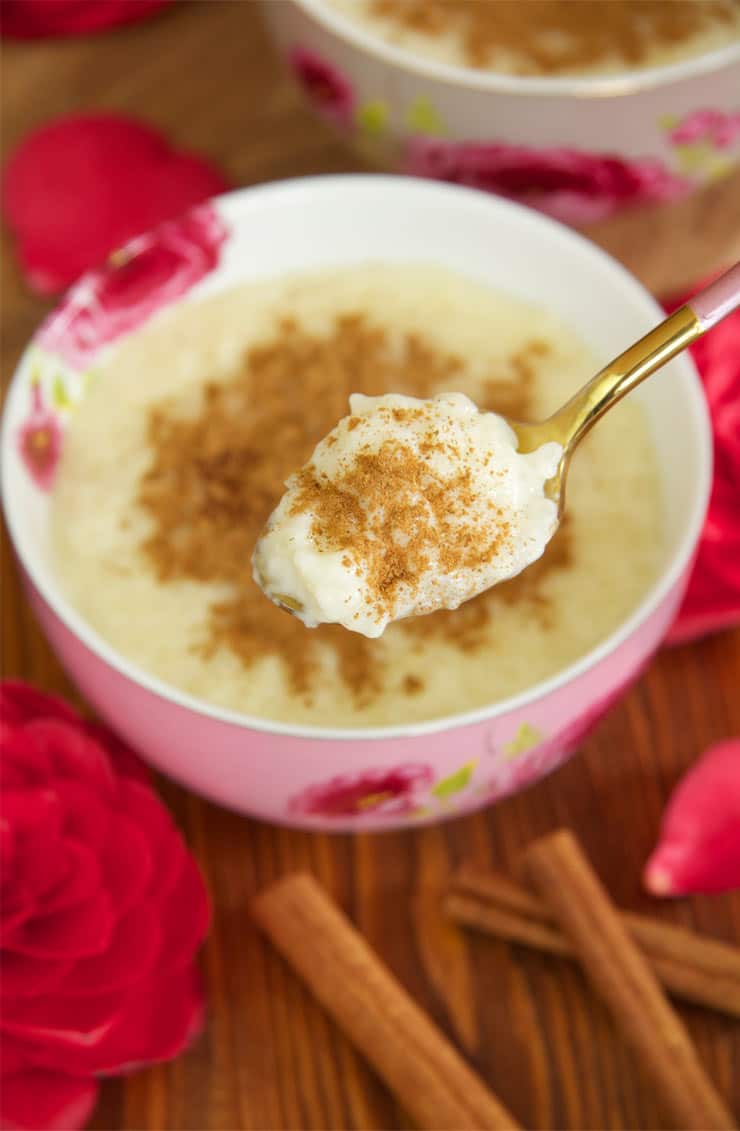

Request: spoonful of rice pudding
left=253, top=265, right=740, bottom=639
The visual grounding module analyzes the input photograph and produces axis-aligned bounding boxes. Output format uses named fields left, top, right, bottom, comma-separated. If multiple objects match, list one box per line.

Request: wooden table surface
left=2, top=4, right=740, bottom=1129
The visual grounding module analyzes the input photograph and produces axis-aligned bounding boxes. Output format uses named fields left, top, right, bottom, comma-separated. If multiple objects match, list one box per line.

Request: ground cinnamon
left=370, top=0, right=739, bottom=74
left=523, top=830, right=736, bottom=1130
left=287, top=405, right=513, bottom=628
left=251, top=872, right=521, bottom=1131
left=137, top=315, right=566, bottom=703
left=445, top=865, right=740, bottom=1019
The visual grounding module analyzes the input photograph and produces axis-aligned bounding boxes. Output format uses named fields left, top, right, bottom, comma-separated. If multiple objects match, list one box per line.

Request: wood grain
left=2, top=3, right=739, bottom=1128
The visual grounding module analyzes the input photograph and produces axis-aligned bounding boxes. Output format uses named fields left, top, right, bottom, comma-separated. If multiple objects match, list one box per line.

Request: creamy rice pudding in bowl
left=262, top=0, right=740, bottom=229
left=0, top=176, right=711, bottom=830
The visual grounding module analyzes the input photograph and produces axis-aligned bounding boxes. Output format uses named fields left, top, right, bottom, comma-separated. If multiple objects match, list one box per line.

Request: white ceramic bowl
left=263, top=0, right=740, bottom=228
left=0, top=176, right=712, bottom=830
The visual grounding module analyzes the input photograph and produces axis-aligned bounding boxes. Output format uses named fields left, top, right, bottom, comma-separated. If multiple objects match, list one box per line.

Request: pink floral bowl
left=0, top=176, right=712, bottom=830
left=262, top=0, right=740, bottom=229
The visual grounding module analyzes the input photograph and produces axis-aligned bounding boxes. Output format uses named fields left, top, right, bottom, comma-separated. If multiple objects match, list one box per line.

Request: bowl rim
left=1, top=175, right=713, bottom=742
left=287, top=0, right=740, bottom=97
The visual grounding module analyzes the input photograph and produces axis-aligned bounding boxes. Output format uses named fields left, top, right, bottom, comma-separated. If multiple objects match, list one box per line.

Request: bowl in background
left=262, top=0, right=740, bottom=230
left=0, top=176, right=712, bottom=830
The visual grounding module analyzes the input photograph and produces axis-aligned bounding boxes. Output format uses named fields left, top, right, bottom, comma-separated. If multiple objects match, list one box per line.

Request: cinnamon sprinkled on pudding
left=331, top=0, right=740, bottom=76
left=51, top=264, right=662, bottom=726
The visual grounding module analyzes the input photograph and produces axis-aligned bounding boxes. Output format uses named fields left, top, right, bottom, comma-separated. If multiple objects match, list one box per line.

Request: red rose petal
left=19, top=719, right=116, bottom=793
left=1, top=728, right=54, bottom=787
left=0, top=754, right=32, bottom=790
left=157, top=851, right=210, bottom=970
left=41, top=840, right=101, bottom=915
left=81, top=720, right=150, bottom=784
left=1, top=792, right=66, bottom=929
left=0, top=984, right=122, bottom=1045
left=663, top=280, right=740, bottom=645
left=0, top=1069, right=97, bottom=1131
left=644, top=738, right=740, bottom=895
left=80, top=966, right=204, bottom=1075
left=55, top=782, right=110, bottom=848
left=1, top=0, right=172, bottom=39
left=0, top=818, right=15, bottom=872
left=0, top=1037, right=31, bottom=1076
left=117, top=781, right=182, bottom=900
left=0, top=905, right=32, bottom=940
left=1, top=835, right=66, bottom=918
left=1, top=951, right=72, bottom=999
left=56, top=903, right=162, bottom=998
left=0, top=682, right=79, bottom=728
left=1, top=114, right=228, bottom=294
left=10, top=889, right=114, bottom=959
left=98, top=814, right=153, bottom=915
left=0, top=787, right=62, bottom=841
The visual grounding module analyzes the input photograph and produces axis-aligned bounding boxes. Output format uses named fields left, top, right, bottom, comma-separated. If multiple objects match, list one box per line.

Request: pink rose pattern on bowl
left=15, top=202, right=227, bottom=495
left=403, top=139, right=692, bottom=226
left=290, top=46, right=355, bottom=126
left=17, top=382, right=64, bottom=492
left=281, top=33, right=740, bottom=226
left=669, top=108, right=740, bottom=147
left=2, top=179, right=712, bottom=830
left=289, top=678, right=640, bottom=825
left=289, top=763, right=433, bottom=819
left=36, top=203, right=228, bottom=372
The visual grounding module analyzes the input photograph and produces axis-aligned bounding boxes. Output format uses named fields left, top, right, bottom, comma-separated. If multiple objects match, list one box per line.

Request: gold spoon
left=259, top=262, right=740, bottom=621
left=512, top=261, right=739, bottom=515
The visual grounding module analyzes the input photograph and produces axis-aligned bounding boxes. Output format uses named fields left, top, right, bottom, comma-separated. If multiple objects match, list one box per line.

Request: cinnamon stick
left=445, top=866, right=740, bottom=1019
left=523, top=830, right=736, bottom=1131
left=252, top=872, right=520, bottom=1131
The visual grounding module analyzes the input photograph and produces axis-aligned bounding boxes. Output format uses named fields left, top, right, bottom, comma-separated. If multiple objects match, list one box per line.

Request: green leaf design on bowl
left=431, top=761, right=476, bottom=799
left=658, top=112, right=679, bottom=131
left=357, top=100, right=389, bottom=137
left=503, top=723, right=543, bottom=760
left=52, top=374, right=72, bottom=410
left=406, top=96, right=446, bottom=137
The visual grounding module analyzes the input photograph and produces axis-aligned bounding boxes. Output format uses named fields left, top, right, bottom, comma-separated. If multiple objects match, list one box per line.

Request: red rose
left=0, top=682, right=210, bottom=1131
left=1, top=1, right=173, bottom=40
left=404, top=139, right=692, bottom=225
left=35, top=202, right=228, bottom=371
left=664, top=281, right=740, bottom=644
left=2, top=114, right=228, bottom=295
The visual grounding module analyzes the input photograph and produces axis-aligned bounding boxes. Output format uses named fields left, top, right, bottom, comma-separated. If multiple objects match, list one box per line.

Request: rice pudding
left=51, top=264, right=663, bottom=727
left=326, top=0, right=740, bottom=76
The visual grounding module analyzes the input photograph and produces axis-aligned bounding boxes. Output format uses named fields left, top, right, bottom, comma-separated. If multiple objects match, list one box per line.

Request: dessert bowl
left=0, top=175, right=712, bottom=830
left=262, top=0, right=740, bottom=229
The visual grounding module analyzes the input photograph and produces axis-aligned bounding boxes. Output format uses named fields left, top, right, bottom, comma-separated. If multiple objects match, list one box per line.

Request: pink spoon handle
left=686, top=262, right=740, bottom=330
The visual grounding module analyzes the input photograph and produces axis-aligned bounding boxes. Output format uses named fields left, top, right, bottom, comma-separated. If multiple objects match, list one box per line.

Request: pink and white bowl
left=0, top=176, right=712, bottom=831
left=262, top=0, right=740, bottom=229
